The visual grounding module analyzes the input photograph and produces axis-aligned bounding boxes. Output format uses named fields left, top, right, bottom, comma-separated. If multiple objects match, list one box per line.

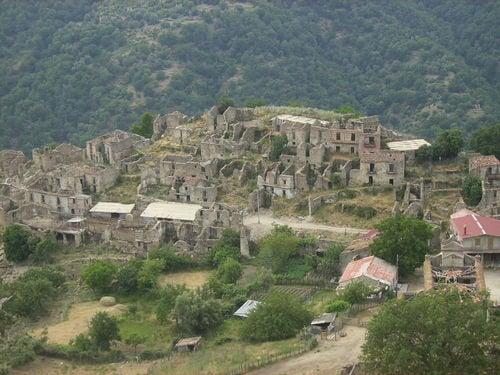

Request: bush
left=216, top=258, right=242, bottom=284
left=18, top=266, right=65, bottom=288
left=149, top=246, right=195, bottom=272
left=88, top=312, right=120, bottom=352
left=241, top=292, right=312, bottom=342
left=130, top=112, right=153, bottom=138
left=317, top=243, right=344, bottom=275
left=7, top=266, right=65, bottom=319
left=208, top=228, right=241, bottom=266
left=3, top=224, right=36, bottom=262
left=341, top=281, right=372, bottom=305
left=462, top=175, right=482, bottom=206
left=0, top=334, right=37, bottom=371
left=172, top=291, right=223, bottom=334
left=258, top=225, right=300, bottom=273
left=137, top=259, right=163, bottom=292
left=30, top=233, right=58, bottom=264
left=269, top=135, right=288, bottom=161
left=156, top=284, right=188, bottom=323
left=82, top=260, right=117, bottom=295
left=469, top=123, right=500, bottom=159
left=116, top=260, right=143, bottom=294
left=326, top=299, right=350, bottom=313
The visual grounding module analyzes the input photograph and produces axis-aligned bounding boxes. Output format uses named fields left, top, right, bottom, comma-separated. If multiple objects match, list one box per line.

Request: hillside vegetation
left=1, top=0, right=499, bottom=151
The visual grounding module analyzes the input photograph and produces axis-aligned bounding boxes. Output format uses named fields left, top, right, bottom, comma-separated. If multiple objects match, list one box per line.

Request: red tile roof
left=339, top=256, right=397, bottom=286
left=451, top=212, right=500, bottom=240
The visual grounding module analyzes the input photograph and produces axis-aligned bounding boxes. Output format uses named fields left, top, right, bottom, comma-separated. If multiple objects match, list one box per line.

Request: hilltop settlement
left=0, top=105, right=499, bottom=374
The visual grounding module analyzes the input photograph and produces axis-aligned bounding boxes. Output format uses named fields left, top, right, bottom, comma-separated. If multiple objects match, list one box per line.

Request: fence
left=224, top=346, right=310, bottom=375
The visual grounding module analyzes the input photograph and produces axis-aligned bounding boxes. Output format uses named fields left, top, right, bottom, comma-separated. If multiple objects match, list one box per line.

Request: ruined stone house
left=85, top=130, right=148, bottom=166
left=348, top=150, right=405, bottom=187
left=0, top=150, right=27, bottom=177
left=152, top=111, right=189, bottom=141
left=32, top=143, right=85, bottom=172
left=468, top=155, right=500, bottom=217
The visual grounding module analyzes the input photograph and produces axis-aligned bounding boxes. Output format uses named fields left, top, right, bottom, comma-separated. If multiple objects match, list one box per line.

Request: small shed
left=234, top=300, right=261, bottom=318
left=310, top=312, right=337, bottom=331
left=175, top=336, right=202, bottom=352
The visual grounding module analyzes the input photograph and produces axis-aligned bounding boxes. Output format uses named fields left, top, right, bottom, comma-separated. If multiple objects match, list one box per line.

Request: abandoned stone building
left=32, top=143, right=85, bottom=172
left=136, top=200, right=242, bottom=253
left=386, top=139, right=430, bottom=164
left=272, top=114, right=381, bottom=157
left=423, top=252, right=486, bottom=292
left=205, top=106, right=256, bottom=136
left=27, top=163, right=119, bottom=195
left=140, top=156, right=220, bottom=205
left=85, top=130, right=149, bottom=166
left=152, top=111, right=189, bottom=141
left=469, top=154, right=500, bottom=217
left=0, top=150, right=27, bottom=177
left=348, top=150, right=405, bottom=187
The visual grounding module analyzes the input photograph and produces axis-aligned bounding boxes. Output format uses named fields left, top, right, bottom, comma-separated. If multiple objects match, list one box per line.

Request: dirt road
left=243, top=214, right=368, bottom=239
left=248, top=325, right=367, bottom=375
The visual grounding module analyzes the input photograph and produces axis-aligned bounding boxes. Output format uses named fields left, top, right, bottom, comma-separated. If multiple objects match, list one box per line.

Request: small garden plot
left=32, top=301, right=126, bottom=345
left=268, top=286, right=316, bottom=301
left=158, top=270, right=211, bottom=289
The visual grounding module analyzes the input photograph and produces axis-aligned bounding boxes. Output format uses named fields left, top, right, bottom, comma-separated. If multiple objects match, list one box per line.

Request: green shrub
left=82, top=260, right=117, bottom=295
left=241, top=292, right=312, bottom=342
left=88, top=312, right=120, bottom=352
left=326, top=299, right=350, bottom=313
left=258, top=225, right=300, bottom=273
left=216, top=258, right=243, bottom=284
left=341, top=281, right=372, bottom=305
left=149, top=246, right=195, bottom=272
left=156, top=284, right=188, bottom=323
left=3, top=224, right=36, bottom=262
left=269, top=135, right=288, bottom=161
left=116, top=260, right=143, bottom=294
left=172, top=291, right=223, bottom=334
left=462, top=175, right=482, bottom=206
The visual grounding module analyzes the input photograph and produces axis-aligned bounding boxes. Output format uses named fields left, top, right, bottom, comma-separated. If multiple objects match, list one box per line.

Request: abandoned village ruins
left=0, top=106, right=499, bottom=280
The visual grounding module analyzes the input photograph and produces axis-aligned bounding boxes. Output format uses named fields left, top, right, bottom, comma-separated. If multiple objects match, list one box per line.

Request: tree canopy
left=362, top=288, right=499, bottom=375
left=462, top=175, right=483, bottom=207
left=240, top=292, right=312, bottom=342
left=1, top=1, right=499, bottom=151
left=370, top=216, right=433, bottom=276
left=469, top=123, right=500, bottom=159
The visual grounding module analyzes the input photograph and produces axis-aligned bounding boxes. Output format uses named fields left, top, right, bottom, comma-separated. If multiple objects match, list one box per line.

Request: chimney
left=463, top=225, right=467, bottom=236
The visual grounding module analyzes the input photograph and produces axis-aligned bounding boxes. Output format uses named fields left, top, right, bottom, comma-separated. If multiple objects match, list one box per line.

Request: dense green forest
left=0, top=0, right=499, bottom=151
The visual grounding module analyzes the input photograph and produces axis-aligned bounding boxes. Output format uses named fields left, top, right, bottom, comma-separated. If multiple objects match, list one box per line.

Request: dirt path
left=32, top=301, right=127, bottom=345
left=248, top=325, right=367, bottom=375
left=244, top=214, right=368, bottom=239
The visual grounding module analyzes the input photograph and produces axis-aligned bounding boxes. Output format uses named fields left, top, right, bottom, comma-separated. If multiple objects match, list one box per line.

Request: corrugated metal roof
left=451, top=211, right=500, bottom=240
left=339, top=256, right=397, bottom=286
left=90, top=202, right=135, bottom=214
left=234, top=300, right=261, bottom=318
left=387, top=139, right=430, bottom=151
left=311, top=313, right=336, bottom=326
left=140, top=201, right=202, bottom=221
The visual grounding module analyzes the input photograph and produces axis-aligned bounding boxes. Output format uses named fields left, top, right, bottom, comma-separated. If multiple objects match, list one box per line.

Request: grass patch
left=152, top=318, right=304, bottom=375
left=118, top=317, right=174, bottom=349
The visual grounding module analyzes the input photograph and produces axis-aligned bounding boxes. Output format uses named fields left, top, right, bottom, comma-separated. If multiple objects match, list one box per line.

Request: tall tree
left=88, top=312, right=120, bottom=351
left=362, top=288, right=499, bottom=375
left=462, top=175, right=483, bottom=206
left=469, top=123, right=500, bottom=159
left=370, top=216, right=433, bottom=276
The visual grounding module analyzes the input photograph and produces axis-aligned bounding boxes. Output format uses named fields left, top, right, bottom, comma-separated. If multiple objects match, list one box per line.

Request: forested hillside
left=1, top=0, right=499, bottom=151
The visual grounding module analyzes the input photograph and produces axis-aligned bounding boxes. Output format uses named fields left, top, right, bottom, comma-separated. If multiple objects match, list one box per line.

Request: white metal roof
left=89, top=202, right=135, bottom=214
left=234, top=300, right=261, bottom=318
left=274, top=114, right=330, bottom=126
left=387, top=139, right=430, bottom=151
left=140, top=201, right=202, bottom=221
